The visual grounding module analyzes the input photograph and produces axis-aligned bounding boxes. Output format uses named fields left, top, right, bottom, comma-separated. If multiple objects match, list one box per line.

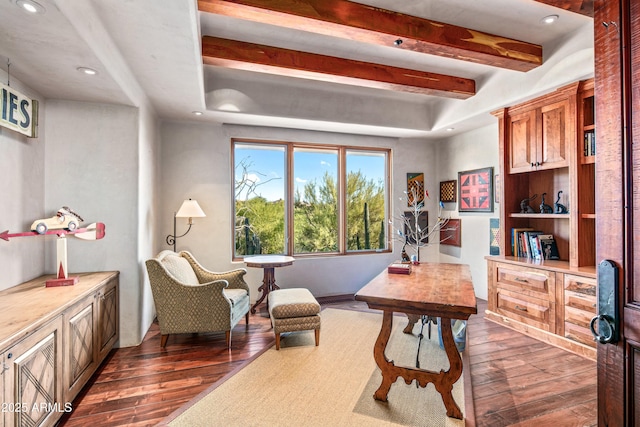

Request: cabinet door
left=3, top=316, right=64, bottom=427
left=97, top=278, right=119, bottom=361
left=64, top=295, right=96, bottom=402
left=508, top=110, right=537, bottom=173
left=538, top=99, right=571, bottom=170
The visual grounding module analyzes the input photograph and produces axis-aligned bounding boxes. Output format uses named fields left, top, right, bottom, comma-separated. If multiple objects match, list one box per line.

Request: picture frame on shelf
left=458, top=167, right=494, bottom=212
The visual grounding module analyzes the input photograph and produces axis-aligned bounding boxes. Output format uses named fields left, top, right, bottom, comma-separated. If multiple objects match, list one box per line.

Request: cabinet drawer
left=565, top=305, right=594, bottom=328
left=564, top=274, right=596, bottom=296
left=565, top=290, right=596, bottom=314
left=496, top=263, right=553, bottom=296
left=564, top=321, right=596, bottom=348
left=496, top=288, right=551, bottom=331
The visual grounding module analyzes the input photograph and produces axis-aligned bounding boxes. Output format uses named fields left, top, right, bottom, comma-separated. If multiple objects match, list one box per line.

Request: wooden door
left=64, top=295, right=96, bottom=402
left=3, top=316, right=64, bottom=427
left=507, top=110, right=536, bottom=173
left=594, top=0, right=640, bottom=424
left=97, top=279, right=119, bottom=361
left=537, top=98, right=571, bottom=171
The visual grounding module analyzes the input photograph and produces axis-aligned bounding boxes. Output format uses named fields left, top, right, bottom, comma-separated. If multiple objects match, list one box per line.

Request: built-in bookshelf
left=576, top=79, right=596, bottom=267
left=485, top=79, right=597, bottom=359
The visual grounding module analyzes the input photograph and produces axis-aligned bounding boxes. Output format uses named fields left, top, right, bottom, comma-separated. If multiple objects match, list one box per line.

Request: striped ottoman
left=268, top=288, right=321, bottom=350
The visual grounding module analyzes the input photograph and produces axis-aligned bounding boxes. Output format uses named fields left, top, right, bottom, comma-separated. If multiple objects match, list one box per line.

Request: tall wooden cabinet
left=486, top=79, right=596, bottom=360
left=0, top=272, right=119, bottom=427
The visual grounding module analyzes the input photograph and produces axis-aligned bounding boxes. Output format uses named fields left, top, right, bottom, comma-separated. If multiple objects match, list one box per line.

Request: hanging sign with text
left=1, top=82, right=38, bottom=138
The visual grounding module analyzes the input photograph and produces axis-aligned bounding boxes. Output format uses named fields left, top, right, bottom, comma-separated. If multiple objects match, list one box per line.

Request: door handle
left=590, top=259, right=619, bottom=344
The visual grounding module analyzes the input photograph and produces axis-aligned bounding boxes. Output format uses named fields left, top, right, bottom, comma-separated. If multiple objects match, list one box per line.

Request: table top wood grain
left=355, top=262, right=477, bottom=319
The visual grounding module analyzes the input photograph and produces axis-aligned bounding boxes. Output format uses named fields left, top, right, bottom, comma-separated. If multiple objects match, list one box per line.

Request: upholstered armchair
left=145, top=250, right=250, bottom=349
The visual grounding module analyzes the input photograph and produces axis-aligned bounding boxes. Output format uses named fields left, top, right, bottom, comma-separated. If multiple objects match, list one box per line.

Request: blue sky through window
left=236, top=144, right=386, bottom=202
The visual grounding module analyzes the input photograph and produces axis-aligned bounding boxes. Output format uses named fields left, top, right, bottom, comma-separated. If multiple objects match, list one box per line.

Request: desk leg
left=372, top=311, right=464, bottom=420
left=250, top=267, right=280, bottom=314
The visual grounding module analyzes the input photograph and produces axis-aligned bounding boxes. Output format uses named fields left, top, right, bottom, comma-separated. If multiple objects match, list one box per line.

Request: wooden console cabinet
left=0, top=272, right=119, bottom=427
left=487, top=79, right=596, bottom=360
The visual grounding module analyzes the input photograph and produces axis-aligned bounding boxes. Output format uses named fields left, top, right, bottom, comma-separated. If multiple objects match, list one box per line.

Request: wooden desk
left=244, top=255, right=295, bottom=314
left=355, top=262, right=477, bottom=419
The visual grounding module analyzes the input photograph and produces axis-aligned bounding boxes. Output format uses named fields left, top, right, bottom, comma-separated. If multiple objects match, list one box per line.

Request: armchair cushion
left=159, top=252, right=199, bottom=285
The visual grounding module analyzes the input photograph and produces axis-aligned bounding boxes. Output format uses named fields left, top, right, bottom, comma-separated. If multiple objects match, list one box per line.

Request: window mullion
left=286, top=142, right=294, bottom=255
left=338, top=147, right=347, bottom=254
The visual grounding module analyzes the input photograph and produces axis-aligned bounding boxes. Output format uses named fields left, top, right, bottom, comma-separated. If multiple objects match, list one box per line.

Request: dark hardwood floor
left=58, top=298, right=596, bottom=427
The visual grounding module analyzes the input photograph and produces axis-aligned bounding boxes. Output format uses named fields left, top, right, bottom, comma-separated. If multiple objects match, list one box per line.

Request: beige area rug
left=163, top=308, right=466, bottom=427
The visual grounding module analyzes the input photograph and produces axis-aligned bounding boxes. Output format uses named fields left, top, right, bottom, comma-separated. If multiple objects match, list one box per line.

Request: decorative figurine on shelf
left=555, top=190, right=568, bottom=214
left=540, top=193, right=554, bottom=213
left=519, top=194, right=537, bottom=213
left=401, top=238, right=411, bottom=263
left=30, top=206, right=84, bottom=234
left=1, top=208, right=106, bottom=287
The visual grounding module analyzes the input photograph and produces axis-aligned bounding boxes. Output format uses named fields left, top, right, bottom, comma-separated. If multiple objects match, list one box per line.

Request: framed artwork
left=458, top=167, right=494, bottom=212
left=495, top=174, right=501, bottom=204
left=403, top=211, right=428, bottom=244
left=439, top=180, right=457, bottom=203
left=440, top=219, right=461, bottom=247
left=407, top=172, right=425, bottom=207
left=490, top=218, right=500, bottom=255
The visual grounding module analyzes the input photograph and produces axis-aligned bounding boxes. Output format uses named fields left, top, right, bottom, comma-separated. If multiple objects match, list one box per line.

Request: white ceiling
left=0, top=0, right=593, bottom=139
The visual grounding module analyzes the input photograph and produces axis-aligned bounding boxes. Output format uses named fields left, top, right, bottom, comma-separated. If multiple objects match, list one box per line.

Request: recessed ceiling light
left=446, top=127, right=455, bottom=132
left=192, top=111, right=203, bottom=116
left=15, top=0, right=45, bottom=14
left=77, top=67, right=98, bottom=75
left=541, top=15, right=559, bottom=24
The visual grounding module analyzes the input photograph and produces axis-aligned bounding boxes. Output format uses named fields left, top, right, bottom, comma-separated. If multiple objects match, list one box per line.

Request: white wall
left=433, top=124, right=500, bottom=300
left=159, top=122, right=450, bottom=299
left=137, top=106, right=162, bottom=346
left=0, top=74, right=46, bottom=290
left=44, top=100, right=144, bottom=347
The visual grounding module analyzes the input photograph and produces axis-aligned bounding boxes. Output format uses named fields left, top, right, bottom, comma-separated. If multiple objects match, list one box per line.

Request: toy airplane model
left=1, top=207, right=105, bottom=287
left=0, top=222, right=105, bottom=241
left=1, top=207, right=105, bottom=241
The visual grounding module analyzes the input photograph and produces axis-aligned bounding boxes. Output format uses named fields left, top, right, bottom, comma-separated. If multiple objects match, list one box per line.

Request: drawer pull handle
left=514, top=305, right=528, bottom=312
left=514, top=277, right=529, bottom=283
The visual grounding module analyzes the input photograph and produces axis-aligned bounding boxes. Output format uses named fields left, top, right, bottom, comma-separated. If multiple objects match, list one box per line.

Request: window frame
left=231, top=138, right=391, bottom=260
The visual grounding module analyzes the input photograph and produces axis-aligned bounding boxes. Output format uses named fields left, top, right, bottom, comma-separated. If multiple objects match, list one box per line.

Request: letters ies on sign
left=1, top=82, right=38, bottom=138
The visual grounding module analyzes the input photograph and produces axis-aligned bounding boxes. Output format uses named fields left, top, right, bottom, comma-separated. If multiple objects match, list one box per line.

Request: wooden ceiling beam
left=198, top=0, right=543, bottom=72
left=202, top=36, right=476, bottom=99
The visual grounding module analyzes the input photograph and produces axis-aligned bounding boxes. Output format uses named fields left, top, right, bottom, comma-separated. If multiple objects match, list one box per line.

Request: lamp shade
left=175, top=199, right=206, bottom=218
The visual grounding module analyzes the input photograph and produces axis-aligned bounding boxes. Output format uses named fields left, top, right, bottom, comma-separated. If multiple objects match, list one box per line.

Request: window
left=234, top=143, right=286, bottom=256
left=346, top=150, right=387, bottom=251
left=233, top=139, right=389, bottom=257
left=293, top=147, right=339, bottom=254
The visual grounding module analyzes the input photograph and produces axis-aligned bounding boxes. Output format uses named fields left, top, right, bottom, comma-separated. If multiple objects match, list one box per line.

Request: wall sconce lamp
left=166, top=199, right=206, bottom=252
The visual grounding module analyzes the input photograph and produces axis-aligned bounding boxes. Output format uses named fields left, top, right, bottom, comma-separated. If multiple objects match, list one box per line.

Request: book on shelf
left=538, top=234, right=561, bottom=260
left=388, top=262, right=412, bottom=275
left=584, top=130, right=596, bottom=157
left=511, top=228, right=548, bottom=259
left=525, top=230, right=545, bottom=260
left=511, top=227, right=533, bottom=257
